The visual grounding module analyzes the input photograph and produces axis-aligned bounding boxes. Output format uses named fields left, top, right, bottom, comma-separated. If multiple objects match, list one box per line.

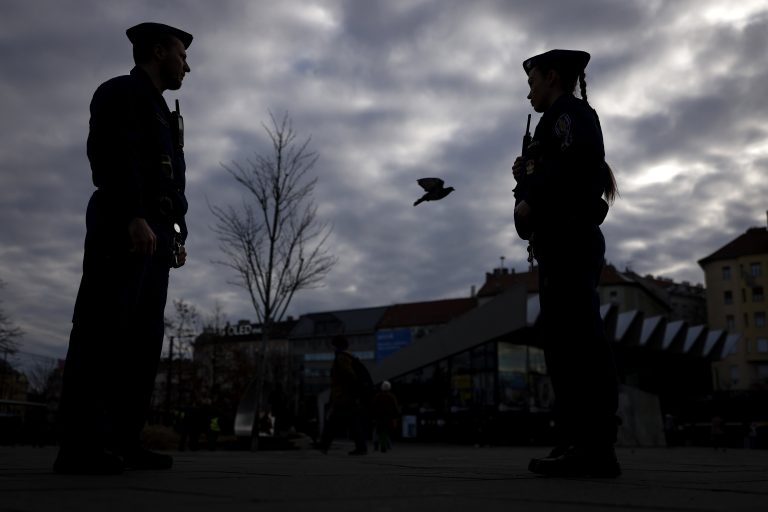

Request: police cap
left=126, top=22, right=193, bottom=49
left=523, top=49, right=590, bottom=76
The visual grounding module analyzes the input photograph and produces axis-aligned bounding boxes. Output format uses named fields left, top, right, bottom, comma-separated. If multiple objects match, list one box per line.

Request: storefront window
left=498, top=343, right=528, bottom=410
left=471, top=344, right=496, bottom=372
left=497, top=342, right=550, bottom=411
left=450, top=351, right=472, bottom=410
left=528, top=346, right=546, bottom=374
left=472, top=371, right=496, bottom=406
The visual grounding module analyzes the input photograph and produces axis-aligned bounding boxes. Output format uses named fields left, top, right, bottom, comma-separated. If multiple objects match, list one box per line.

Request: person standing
left=371, top=381, right=400, bottom=453
left=54, top=22, right=192, bottom=474
left=512, top=49, right=621, bottom=477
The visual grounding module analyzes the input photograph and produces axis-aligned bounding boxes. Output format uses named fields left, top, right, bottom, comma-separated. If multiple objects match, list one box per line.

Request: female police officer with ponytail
left=512, top=50, right=621, bottom=477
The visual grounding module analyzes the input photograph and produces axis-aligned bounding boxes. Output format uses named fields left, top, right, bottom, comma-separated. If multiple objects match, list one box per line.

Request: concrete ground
left=1, top=443, right=767, bottom=512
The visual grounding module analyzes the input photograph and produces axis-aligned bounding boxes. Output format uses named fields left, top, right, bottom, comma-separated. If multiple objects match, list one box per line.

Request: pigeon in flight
left=413, top=177, right=455, bottom=206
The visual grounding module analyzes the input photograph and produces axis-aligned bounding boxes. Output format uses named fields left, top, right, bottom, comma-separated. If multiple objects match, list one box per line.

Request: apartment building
left=699, top=224, right=768, bottom=390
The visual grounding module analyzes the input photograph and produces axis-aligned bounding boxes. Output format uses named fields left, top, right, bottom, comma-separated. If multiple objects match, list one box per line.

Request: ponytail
left=556, top=68, right=618, bottom=204
left=579, top=71, right=619, bottom=204
left=579, top=72, right=589, bottom=105
left=603, top=162, right=619, bottom=205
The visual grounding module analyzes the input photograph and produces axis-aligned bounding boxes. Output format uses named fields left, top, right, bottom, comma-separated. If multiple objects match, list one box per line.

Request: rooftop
left=477, top=264, right=676, bottom=298
left=699, top=226, right=768, bottom=266
left=377, top=297, right=477, bottom=329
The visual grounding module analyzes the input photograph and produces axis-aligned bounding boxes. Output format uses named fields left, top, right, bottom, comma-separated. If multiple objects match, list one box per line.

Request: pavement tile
left=1, top=445, right=767, bottom=512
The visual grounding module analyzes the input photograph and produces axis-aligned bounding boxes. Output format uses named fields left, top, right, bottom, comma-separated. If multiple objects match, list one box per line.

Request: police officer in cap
left=54, top=22, right=192, bottom=474
left=512, top=49, right=621, bottom=477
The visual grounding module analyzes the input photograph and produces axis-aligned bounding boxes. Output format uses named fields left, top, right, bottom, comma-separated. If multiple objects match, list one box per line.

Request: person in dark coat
left=371, top=381, right=400, bottom=453
left=318, top=335, right=368, bottom=455
left=512, top=49, right=621, bottom=478
left=54, top=22, right=192, bottom=474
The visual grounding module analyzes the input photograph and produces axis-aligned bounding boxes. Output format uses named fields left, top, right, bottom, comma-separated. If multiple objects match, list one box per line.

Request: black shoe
left=528, top=444, right=570, bottom=472
left=53, top=447, right=124, bottom=475
left=348, top=449, right=367, bottom=456
left=122, top=448, right=173, bottom=470
left=528, top=446, right=621, bottom=478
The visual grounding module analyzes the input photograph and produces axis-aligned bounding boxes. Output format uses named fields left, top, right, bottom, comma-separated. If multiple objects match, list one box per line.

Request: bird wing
left=417, top=177, right=444, bottom=192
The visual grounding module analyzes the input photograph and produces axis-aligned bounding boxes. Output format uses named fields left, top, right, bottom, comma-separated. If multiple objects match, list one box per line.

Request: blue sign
left=376, top=328, right=413, bottom=360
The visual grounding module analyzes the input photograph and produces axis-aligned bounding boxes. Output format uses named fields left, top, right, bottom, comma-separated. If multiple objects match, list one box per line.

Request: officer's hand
left=177, top=245, right=187, bottom=267
left=514, top=200, right=531, bottom=220
left=129, top=217, right=157, bottom=255
left=512, top=156, right=526, bottom=181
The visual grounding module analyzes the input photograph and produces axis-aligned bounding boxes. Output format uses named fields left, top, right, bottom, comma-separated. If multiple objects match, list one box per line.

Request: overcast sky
left=2, top=0, right=768, bottom=360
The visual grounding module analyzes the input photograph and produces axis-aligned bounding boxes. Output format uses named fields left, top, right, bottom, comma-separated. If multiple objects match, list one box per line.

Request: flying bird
left=413, top=177, right=455, bottom=206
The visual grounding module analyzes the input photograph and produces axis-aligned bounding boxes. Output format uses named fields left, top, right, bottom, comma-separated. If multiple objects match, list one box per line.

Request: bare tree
left=0, top=280, right=23, bottom=401
left=167, top=299, right=200, bottom=360
left=200, top=301, right=228, bottom=397
left=0, top=279, right=22, bottom=355
left=163, top=299, right=201, bottom=417
left=203, top=301, right=228, bottom=336
left=211, top=113, right=336, bottom=328
left=210, top=113, right=336, bottom=448
left=26, top=356, right=58, bottom=397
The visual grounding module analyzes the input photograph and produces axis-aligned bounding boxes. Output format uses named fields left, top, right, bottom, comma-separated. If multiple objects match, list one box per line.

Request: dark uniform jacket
left=371, top=391, right=400, bottom=423
left=514, top=93, right=609, bottom=237
left=87, top=66, right=188, bottom=240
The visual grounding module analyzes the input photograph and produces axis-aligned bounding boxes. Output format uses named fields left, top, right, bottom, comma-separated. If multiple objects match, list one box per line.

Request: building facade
left=194, top=265, right=735, bottom=444
left=479, top=264, right=705, bottom=325
left=699, top=225, right=768, bottom=390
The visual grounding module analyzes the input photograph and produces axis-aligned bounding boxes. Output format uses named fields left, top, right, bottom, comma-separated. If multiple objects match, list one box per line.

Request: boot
left=53, top=447, right=124, bottom=475
left=528, top=445, right=621, bottom=478
left=122, top=447, right=173, bottom=470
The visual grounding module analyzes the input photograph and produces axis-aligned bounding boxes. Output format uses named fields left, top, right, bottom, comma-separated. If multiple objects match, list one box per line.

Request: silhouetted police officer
left=512, top=49, right=621, bottom=477
left=54, top=22, right=192, bottom=474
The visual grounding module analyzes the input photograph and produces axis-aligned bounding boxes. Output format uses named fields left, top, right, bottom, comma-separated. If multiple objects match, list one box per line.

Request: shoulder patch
left=554, top=113, right=573, bottom=150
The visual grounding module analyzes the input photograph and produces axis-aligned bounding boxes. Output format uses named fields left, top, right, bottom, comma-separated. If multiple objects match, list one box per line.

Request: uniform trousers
left=58, top=190, right=172, bottom=453
left=533, top=224, right=618, bottom=449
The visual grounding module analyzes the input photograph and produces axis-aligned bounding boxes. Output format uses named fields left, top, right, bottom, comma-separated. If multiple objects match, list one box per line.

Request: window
left=724, top=291, right=733, bottom=305
left=758, top=364, right=768, bottom=381
left=744, top=313, right=749, bottom=328
left=722, top=266, right=732, bottom=280
left=758, top=339, right=768, bottom=353
left=751, top=262, right=762, bottom=277
left=753, top=287, right=765, bottom=302
left=726, top=315, right=735, bottom=330
left=756, top=312, right=766, bottom=328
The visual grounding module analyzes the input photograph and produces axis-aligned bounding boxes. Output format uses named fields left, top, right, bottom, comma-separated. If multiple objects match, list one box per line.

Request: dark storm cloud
left=2, top=0, right=767, bottom=359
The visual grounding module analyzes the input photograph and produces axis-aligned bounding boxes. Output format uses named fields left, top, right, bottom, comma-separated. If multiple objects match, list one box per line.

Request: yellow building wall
left=703, top=254, right=768, bottom=389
